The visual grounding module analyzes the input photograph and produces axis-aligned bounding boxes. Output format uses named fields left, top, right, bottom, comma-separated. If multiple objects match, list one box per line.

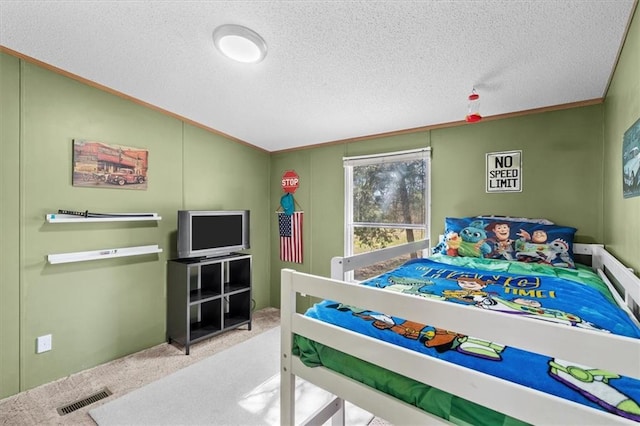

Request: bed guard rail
left=330, top=239, right=430, bottom=280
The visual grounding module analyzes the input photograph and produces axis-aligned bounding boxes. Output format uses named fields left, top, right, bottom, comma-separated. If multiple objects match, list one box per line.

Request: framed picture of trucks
left=72, top=139, right=148, bottom=190
left=623, top=118, right=640, bottom=199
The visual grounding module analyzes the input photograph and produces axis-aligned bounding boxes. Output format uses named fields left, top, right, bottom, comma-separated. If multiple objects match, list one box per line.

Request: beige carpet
left=89, top=326, right=374, bottom=425
left=0, top=307, right=391, bottom=426
left=0, top=308, right=280, bottom=425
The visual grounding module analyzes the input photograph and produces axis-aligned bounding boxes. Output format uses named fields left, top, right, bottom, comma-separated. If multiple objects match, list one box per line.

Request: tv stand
left=166, top=253, right=252, bottom=354
left=199, top=252, right=238, bottom=261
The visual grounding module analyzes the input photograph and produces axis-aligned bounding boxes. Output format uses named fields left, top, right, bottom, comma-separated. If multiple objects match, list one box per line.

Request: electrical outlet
left=36, top=334, right=52, bottom=353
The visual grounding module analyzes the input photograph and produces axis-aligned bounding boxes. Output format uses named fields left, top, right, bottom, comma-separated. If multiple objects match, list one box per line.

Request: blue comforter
left=303, top=255, right=640, bottom=421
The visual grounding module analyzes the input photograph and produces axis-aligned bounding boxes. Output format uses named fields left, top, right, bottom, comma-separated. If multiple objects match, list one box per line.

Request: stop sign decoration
left=281, top=170, right=299, bottom=193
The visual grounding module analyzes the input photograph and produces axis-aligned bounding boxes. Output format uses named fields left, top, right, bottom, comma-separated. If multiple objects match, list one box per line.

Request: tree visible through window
left=344, top=148, right=430, bottom=281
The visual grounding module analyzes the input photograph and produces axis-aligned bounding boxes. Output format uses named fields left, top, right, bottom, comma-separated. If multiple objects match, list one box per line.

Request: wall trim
left=0, top=45, right=604, bottom=156
left=273, top=98, right=604, bottom=154
left=0, top=45, right=269, bottom=154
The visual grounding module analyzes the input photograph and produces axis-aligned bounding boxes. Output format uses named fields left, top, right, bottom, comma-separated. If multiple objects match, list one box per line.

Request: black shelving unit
left=167, top=253, right=252, bottom=354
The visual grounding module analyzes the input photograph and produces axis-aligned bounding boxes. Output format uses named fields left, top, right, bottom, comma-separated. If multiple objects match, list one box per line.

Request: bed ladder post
left=281, top=269, right=296, bottom=425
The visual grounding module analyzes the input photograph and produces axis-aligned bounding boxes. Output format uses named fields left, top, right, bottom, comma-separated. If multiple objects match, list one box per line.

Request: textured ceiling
left=0, top=1, right=636, bottom=152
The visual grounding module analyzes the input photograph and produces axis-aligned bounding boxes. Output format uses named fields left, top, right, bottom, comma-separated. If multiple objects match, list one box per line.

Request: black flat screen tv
left=177, top=210, right=250, bottom=259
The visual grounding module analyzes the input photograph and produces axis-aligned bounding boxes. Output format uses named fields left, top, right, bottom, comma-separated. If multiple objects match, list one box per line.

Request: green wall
left=0, top=56, right=270, bottom=397
left=604, top=3, right=640, bottom=271
left=0, top=51, right=21, bottom=399
left=429, top=108, right=603, bottom=244
left=269, top=106, right=604, bottom=311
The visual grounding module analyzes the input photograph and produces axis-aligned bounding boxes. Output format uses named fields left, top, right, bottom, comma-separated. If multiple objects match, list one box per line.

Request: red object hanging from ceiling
left=466, top=89, right=482, bottom=123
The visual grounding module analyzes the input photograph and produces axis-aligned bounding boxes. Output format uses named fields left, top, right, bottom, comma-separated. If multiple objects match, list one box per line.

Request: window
left=344, top=148, right=431, bottom=281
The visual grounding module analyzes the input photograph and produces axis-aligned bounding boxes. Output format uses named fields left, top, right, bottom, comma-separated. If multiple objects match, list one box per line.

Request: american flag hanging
left=278, top=211, right=303, bottom=263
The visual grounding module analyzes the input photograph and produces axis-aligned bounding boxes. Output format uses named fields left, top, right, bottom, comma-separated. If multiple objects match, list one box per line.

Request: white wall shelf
left=47, top=245, right=163, bottom=264
left=46, top=212, right=161, bottom=223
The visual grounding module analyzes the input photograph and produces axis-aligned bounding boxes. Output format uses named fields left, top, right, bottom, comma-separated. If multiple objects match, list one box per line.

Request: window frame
left=343, top=147, right=431, bottom=280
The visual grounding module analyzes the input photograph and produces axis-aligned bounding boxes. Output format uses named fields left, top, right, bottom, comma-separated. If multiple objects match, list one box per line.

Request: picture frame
left=72, top=139, right=148, bottom=190
left=623, top=118, right=640, bottom=199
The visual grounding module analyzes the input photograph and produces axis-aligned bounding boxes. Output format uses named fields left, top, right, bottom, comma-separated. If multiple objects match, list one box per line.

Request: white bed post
left=330, top=257, right=346, bottom=281
left=281, top=269, right=296, bottom=425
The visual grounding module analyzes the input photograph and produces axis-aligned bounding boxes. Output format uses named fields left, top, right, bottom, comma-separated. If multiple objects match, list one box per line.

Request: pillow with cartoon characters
left=435, top=217, right=577, bottom=269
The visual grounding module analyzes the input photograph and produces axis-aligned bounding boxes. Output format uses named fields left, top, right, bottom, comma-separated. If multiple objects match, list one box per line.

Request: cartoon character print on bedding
left=436, top=217, right=578, bottom=268
left=321, top=262, right=640, bottom=421
left=328, top=302, right=507, bottom=361
left=457, top=220, right=492, bottom=258
left=327, top=302, right=640, bottom=420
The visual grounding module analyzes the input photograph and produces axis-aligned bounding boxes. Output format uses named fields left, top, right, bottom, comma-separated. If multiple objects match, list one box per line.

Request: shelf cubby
left=167, top=253, right=252, bottom=354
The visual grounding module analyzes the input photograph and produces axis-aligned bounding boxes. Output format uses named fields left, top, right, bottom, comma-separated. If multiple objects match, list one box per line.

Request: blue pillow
left=435, top=217, right=577, bottom=268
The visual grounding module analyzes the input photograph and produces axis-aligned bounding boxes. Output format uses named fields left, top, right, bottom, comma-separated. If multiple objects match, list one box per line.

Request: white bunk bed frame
left=280, top=240, right=640, bottom=425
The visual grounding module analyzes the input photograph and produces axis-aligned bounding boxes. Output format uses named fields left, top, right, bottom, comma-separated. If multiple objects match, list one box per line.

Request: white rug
left=89, top=327, right=373, bottom=425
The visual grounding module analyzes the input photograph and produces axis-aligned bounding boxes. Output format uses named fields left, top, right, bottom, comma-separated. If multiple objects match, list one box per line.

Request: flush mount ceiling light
left=213, top=24, right=267, bottom=64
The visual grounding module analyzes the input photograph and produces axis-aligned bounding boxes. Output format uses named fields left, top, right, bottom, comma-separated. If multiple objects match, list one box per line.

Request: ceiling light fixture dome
left=213, top=24, right=267, bottom=64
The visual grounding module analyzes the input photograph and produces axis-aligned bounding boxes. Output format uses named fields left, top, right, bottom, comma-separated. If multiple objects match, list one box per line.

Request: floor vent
left=57, top=388, right=112, bottom=415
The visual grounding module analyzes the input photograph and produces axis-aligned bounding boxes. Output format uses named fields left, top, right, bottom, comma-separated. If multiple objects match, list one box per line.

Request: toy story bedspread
left=293, top=255, right=640, bottom=424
